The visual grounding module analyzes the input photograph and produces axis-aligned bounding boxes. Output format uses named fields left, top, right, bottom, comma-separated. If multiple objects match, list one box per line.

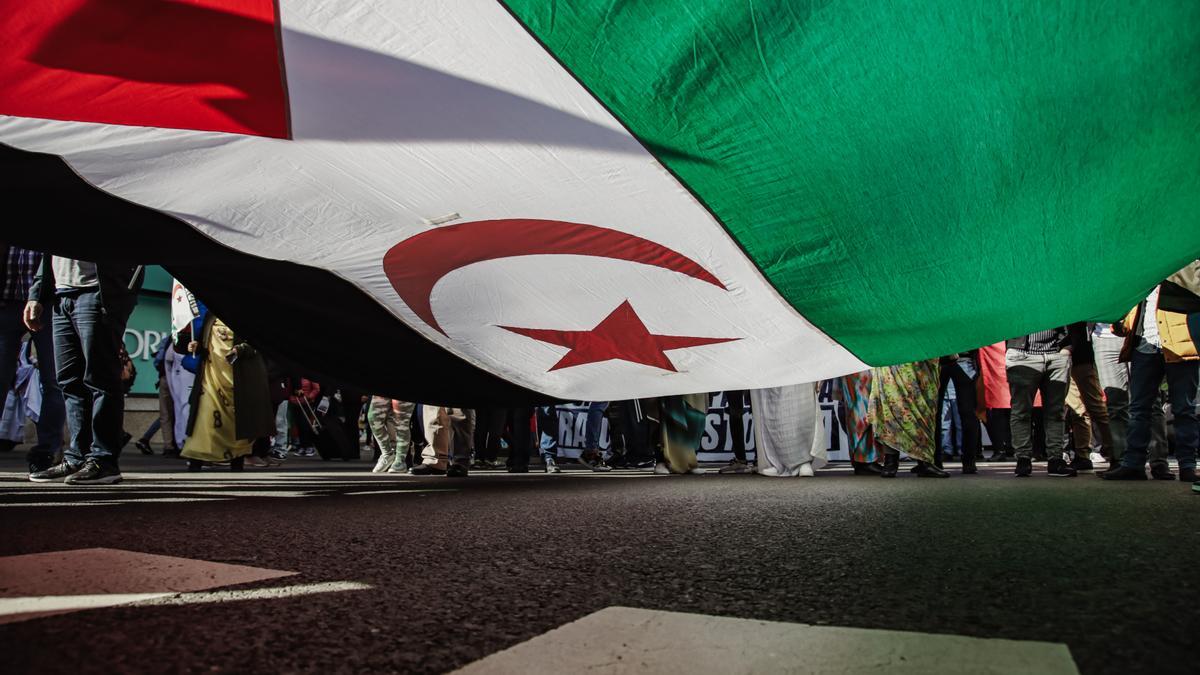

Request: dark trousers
left=506, top=407, right=534, bottom=469
left=615, top=399, right=653, bottom=463
left=937, top=361, right=981, bottom=463
left=725, top=390, right=749, bottom=462
left=986, top=408, right=1012, bottom=456
left=473, top=407, right=507, bottom=462
left=53, top=290, right=131, bottom=467
left=1125, top=348, right=1198, bottom=470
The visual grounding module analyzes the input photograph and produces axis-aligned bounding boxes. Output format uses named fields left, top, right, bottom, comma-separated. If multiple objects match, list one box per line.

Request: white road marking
left=0, top=498, right=234, bottom=508
left=341, top=489, right=458, bottom=496
left=139, top=581, right=372, bottom=606
left=453, top=607, right=1080, bottom=675
left=0, top=582, right=372, bottom=622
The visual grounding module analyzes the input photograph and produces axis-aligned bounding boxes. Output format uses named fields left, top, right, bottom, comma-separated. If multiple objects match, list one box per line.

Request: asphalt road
left=0, top=452, right=1196, bottom=674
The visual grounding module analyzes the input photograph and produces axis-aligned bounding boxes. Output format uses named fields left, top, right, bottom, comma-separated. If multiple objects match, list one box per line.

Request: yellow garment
left=1120, top=304, right=1197, bottom=363
left=181, top=319, right=253, bottom=462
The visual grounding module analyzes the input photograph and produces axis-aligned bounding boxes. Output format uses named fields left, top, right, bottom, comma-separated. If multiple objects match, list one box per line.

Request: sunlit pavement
left=1, top=451, right=1195, bottom=674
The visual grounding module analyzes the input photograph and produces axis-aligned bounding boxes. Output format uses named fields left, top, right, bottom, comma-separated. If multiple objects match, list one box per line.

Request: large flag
left=2, top=1, right=1198, bottom=404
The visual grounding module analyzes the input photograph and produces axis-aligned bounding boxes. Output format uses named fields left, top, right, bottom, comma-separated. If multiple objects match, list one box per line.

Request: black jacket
left=28, top=255, right=142, bottom=317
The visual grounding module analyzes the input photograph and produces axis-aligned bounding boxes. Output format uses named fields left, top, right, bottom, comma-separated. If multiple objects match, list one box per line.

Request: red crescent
left=382, top=219, right=728, bottom=335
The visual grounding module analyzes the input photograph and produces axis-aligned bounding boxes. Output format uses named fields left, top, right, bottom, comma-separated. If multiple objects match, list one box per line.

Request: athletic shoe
left=373, top=453, right=395, bottom=473
left=162, top=445, right=181, bottom=458
left=1046, top=458, right=1078, bottom=477
left=591, top=458, right=613, bottom=472
left=688, top=466, right=708, bottom=475
left=245, top=455, right=270, bottom=468
left=29, top=460, right=82, bottom=483
left=135, top=439, right=153, bottom=455
left=653, top=462, right=671, bottom=475
left=1068, top=456, right=1094, bottom=472
left=1101, top=465, right=1148, bottom=481
left=1150, top=464, right=1176, bottom=480
left=1180, top=467, right=1197, bottom=483
left=120, top=431, right=133, bottom=449
left=64, top=460, right=123, bottom=485
left=577, top=449, right=601, bottom=469
left=1192, top=480, right=1200, bottom=495
left=544, top=457, right=561, bottom=473
left=718, top=459, right=755, bottom=474
left=796, top=463, right=815, bottom=477
left=446, top=463, right=469, bottom=477
left=1014, top=457, right=1033, bottom=477
left=387, top=464, right=408, bottom=474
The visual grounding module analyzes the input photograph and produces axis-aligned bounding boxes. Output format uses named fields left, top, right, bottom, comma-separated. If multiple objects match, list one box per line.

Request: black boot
left=852, top=460, right=883, bottom=476
left=961, top=451, right=977, bottom=475
left=880, top=453, right=899, bottom=478
left=186, top=459, right=204, bottom=472
left=915, top=461, right=951, bottom=478
left=230, top=456, right=245, bottom=472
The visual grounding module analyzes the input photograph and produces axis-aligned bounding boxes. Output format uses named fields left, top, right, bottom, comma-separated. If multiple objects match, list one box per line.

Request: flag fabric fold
left=2, top=0, right=1198, bottom=403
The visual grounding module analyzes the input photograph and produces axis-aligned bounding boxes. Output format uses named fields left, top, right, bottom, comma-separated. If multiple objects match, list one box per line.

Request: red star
left=500, top=300, right=739, bottom=372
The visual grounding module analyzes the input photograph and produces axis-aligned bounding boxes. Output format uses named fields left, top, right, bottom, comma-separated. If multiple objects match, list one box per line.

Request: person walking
left=1103, top=282, right=1198, bottom=483
left=180, top=314, right=275, bottom=472
left=870, top=360, right=949, bottom=478
left=1006, top=328, right=1076, bottom=478
left=26, top=256, right=140, bottom=484
left=367, top=395, right=414, bottom=473
left=0, top=245, right=64, bottom=473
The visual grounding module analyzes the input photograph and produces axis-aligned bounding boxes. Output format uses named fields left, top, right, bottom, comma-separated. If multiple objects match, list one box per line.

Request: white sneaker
left=653, top=462, right=671, bottom=475
left=373, top=453, right=395, bottom=473
left=688, top=467, right=707, bottom=475
left=545, top=457, right=561, bottom=474
left=761, top=463, right=814, bottom=478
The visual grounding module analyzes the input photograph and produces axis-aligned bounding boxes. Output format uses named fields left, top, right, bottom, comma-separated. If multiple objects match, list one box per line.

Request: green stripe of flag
left=502, top=0, right=1200, bottom=363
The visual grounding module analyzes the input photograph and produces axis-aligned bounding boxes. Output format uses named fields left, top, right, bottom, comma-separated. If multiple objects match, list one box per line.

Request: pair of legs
left=1064, top=362, right=1114, bottom=465
left=30, top=290, right=132, bottom=484
left=1006, top=349, right=1072, bottom=476
left=138, top=373, right=176, bottom=453
left=1093, top=334, right=1168, bottom=469
left=937, top=358, right=980, bottom=473
left=0, top=303, right=65, bottom=471
left=418, top=406, right=472, bottom=472
left=473, top=407, right=507, bottom=464
left=1122, top=349, right=1197, bottom=473
left=367, top=396, right=413, bottom=472
left=612, top=399, right=655, bottom=467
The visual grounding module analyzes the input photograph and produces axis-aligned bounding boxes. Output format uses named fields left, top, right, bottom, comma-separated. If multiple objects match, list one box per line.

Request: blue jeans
left=584, top=401, right=609, bottom=450
left=1124, top=348, right=1198, bottom=470
left=53, top=290, right=131, bottom=467
left=0, top=304, right=65, bottom=459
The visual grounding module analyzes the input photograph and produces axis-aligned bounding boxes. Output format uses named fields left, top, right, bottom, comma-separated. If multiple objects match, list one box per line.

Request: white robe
left=750, top=383, right=826, bottom=475
left=164, top=346, right=195, bottom=444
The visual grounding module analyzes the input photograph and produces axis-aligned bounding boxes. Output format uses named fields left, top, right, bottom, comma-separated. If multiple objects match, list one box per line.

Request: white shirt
left=1138, top=286, right=1161, bottom=353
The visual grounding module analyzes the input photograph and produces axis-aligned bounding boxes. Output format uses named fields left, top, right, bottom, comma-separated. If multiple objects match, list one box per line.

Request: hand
left=187, top=340, right=199, bottom=353
left=22, top=301, right=42, bottom=332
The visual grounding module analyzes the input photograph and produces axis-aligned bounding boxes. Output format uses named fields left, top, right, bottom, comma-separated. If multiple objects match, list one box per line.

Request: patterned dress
left=837, top=370, right=876, bottom=463
left=867, top=360, right=940, bottom=463
left=659, top=393, right=706, bottom=472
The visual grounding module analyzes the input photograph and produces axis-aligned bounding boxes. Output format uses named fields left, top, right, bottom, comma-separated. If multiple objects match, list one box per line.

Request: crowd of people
left=2, top=245, right=1197, bottom=493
